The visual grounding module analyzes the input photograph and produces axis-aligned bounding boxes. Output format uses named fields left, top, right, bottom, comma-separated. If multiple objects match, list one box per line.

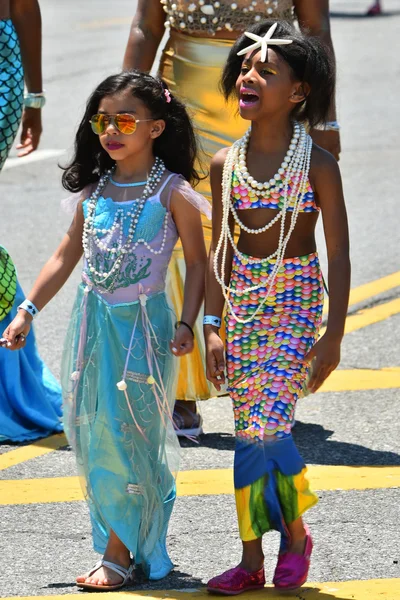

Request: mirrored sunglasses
left=89, top=113, right=154, bottom=135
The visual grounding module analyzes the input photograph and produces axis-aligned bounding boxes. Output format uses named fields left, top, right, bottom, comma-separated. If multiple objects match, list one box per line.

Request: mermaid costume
left=61, top=173, right=210, bottom=578
left=227, top=169, right=323, bottom=549
left=0, top=19, right=62, bottom=443
left=0, top=19, right=23, bottom=169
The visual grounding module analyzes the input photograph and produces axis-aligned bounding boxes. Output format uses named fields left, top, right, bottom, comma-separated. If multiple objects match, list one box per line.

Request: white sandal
left=173, top=405, right=203, bottom=438
left=76, top=558, right=135, bottom=591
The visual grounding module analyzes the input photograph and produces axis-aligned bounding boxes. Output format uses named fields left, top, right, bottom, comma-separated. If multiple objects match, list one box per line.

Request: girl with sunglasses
left=2, top=70, right=210, bottom=591
left=204, top=21, right=350, bottom=592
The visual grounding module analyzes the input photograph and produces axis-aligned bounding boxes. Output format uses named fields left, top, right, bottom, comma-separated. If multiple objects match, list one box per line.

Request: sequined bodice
left=162, top=0, right=294, bottom=35
left=82, top=193, right=178, bottom=305
left=231, top=169, right=319, bottom=213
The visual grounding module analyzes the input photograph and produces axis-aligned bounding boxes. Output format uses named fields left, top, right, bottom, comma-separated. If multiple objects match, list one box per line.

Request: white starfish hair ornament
left=237, top=22, right=293, bottom=63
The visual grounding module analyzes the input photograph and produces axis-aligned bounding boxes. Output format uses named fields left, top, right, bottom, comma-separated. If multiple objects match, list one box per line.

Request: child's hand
left=170, top=324, right=194, bottom=357
left=1, top=312, right=32, bottom=351
left=205, top=327, right=226, bottom=391
left=304, top=333, right=341, bottom=394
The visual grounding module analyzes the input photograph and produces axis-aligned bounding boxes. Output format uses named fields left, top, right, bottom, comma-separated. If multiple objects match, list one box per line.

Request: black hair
left=221, top=20, right=335, bottom=128
left=62, top=70, right=201, bottom=192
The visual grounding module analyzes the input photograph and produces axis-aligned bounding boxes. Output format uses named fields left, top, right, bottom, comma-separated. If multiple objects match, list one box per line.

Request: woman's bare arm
left=11, top=0, right=43, bottom=156
left=294, top=0, right=341, bottom=160
left=123, top=0, right=166, bottom=71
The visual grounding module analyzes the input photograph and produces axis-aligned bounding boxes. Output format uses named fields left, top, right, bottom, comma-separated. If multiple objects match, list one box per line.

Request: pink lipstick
left=239, top=87, right=260, bottom=108
left=106, top=142, right=124, bottom=151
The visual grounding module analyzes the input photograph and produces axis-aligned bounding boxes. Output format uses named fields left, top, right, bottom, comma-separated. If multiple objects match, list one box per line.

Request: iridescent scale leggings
left=226, top=252, right=323, bottom=549
left=0, top=19, right=24, bottom=171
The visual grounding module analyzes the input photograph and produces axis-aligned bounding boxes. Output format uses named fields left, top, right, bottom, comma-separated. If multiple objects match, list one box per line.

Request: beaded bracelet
left=203, top=315, right=222, bottom=328
left=17, top=299, right=39, bottom=319
left=175, top=320, right=194, bottom=338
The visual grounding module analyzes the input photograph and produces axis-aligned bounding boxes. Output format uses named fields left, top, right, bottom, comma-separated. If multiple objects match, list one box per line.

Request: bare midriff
left=0, top=0, right=10, bottom=20
left=237, top=209, right=319, bottom=259
left=163, top=0, right=294, bottom=38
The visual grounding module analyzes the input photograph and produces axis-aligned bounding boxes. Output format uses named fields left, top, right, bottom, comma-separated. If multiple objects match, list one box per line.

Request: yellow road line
left=320, top=367, right=400, bottom=392
left=344, top=297, right=400, bottom=334
left=2, top=273, right=398, bottom=473
left=1, top=465, right=399, bottom=506
left=323, top=269, right=400, bottom=316
left=2, top=578, right=400, bottom=599
left=0, top=434, right=68, bottom=471
left=348, top=270, right=400, bottom=306
left=321, top=296, right=400, bottom=337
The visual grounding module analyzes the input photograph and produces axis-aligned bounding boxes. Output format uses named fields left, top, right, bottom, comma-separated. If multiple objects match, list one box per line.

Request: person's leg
left=287, top=516, right=308, bottom=554
left=76, top=530, right=131, bottom=586
left=173, top=399, right=203, bottom=435
left=239, top=539, right=264, bottom=572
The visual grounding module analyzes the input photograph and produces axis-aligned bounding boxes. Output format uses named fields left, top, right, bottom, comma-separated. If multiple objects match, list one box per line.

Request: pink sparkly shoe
left=273, top=526, right=313, bottom=591
left=207, top=566, right=265, bottom=595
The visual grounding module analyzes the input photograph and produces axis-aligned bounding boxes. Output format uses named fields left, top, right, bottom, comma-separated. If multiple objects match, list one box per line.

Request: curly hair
left=62, top=70, right=201, bottom=192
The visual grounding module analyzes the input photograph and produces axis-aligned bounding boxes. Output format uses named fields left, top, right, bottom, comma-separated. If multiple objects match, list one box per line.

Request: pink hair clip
left=164, top=89, right=172, bottom=103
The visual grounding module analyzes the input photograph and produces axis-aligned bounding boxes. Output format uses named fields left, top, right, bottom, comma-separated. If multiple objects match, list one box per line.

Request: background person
left=0, top=0, right=62, bottom=443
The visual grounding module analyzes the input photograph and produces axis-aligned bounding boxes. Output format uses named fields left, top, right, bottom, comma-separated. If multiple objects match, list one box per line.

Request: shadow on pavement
left=181, top=424, right=400, bottom=466
left=293, top=421, right=400, bottom=466
left=44, top=568, right=205, bottom=592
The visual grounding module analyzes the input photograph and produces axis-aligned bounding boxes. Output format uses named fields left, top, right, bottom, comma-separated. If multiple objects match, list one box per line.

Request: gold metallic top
left=162, top=0, right=294, bottom=34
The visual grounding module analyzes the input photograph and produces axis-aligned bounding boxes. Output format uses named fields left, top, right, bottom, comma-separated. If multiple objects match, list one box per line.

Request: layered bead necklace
left=82, top=157, right=167, bottom=292
left=213, top=121, right=312, bottom=324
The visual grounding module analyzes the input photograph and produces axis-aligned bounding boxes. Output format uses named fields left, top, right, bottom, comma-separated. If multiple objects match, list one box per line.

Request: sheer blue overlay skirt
left=61, top=284, right=180, bottom=579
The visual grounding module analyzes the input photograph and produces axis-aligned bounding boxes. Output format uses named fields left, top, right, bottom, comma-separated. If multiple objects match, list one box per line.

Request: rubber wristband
left=18, top=299, right=39, bottom=319
left=175, top=320, right=194, bottom=338
left=203, top=315, right=222, bottom=328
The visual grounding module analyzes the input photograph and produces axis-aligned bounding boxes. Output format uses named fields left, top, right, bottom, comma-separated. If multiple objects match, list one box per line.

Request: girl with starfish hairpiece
left=204, top=20, right=350, bottom=593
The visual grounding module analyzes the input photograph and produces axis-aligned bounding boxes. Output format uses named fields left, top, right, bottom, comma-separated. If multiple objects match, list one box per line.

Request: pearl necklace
left=213, top=122, right=312, bottom=324
left=82, top=157, right=166, bottom=291
left=235, top=122, right=301, bottom=196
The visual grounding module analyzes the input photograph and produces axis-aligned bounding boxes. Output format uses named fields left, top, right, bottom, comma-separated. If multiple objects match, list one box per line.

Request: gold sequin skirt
left=160, top=31, right=247, bottom=400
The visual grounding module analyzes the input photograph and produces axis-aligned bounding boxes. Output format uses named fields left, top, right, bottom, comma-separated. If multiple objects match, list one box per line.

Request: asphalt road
left=0, top=1, right=400, bottom=598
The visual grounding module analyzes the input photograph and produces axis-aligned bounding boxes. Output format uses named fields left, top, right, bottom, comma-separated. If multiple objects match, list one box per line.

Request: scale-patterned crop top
left=162, top=0, right=294, bottom=35
left=231, top=169, right=319, bottom=213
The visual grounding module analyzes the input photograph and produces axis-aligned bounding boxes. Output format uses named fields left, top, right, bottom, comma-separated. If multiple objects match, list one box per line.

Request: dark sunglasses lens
left=115, top=114, right=137, bottom=135
left=90, top=114, right=107, bottom=135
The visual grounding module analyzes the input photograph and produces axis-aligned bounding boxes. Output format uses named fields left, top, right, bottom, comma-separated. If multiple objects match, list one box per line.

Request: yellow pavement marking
left=1, top=274, right=398, bottom=472
left=2, top=578, right=400, bottom=599
left=0, top=434, right=68, bottom=471
left=321, top=296, right=400, bottom=337
left=320, top=367, right=400, bottom=392
left=1, top=465, right=399, bottom=506
left=344, top=297, right=400, bottom=334
left=323, top=269, right=400, bottom=315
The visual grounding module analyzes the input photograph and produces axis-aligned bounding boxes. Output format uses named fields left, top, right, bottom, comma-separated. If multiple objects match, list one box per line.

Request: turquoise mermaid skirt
left=0, top=30, right=62, bottom=443
left=0, top=19, right=24, bottom=170
left=0, top=282, right=63, bottom=442
left=61, top=284, right=180, bottom=580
